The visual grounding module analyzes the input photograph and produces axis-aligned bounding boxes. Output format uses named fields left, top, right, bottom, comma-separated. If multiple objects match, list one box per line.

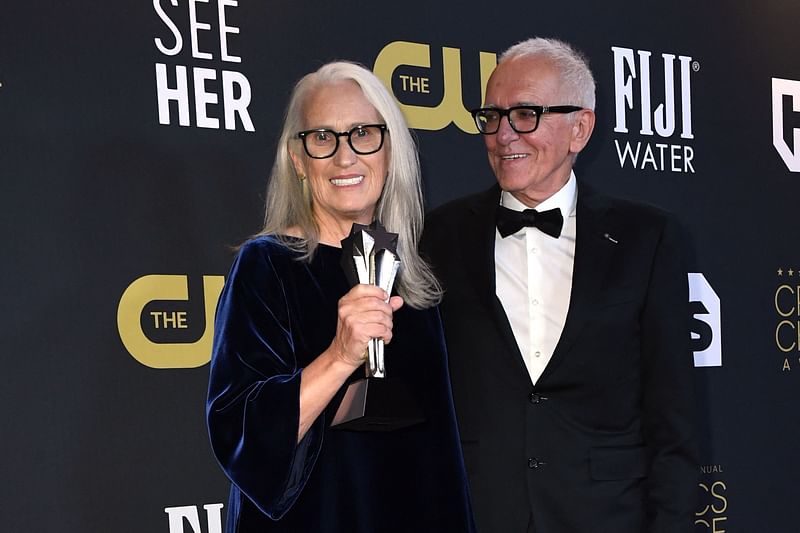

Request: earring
left=299, top=174, right=311, bottom=205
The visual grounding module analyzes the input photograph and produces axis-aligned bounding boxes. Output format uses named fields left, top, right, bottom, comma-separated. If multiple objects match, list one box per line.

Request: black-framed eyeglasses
left=297, top=124, right=388, bottom=159
left=469, top=105, right=583, bottom=135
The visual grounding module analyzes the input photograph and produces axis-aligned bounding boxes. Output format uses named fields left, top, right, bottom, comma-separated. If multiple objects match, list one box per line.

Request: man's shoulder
left=421, top=185, right=497, bottom=258
left=579, top=184, right=675, bottom=226
left=578, top=185, right=689, bottom=255
left=427, top=185, right=498, bottom=223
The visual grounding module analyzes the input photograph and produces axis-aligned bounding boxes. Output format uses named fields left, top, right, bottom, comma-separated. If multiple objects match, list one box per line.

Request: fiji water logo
left=611, top=46, right=698, bottom=173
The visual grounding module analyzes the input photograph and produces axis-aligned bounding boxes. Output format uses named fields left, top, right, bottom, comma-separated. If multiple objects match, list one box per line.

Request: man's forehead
left=485, top=73, right=560, bottom=105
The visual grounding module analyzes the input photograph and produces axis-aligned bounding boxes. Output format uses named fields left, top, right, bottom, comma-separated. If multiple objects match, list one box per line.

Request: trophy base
left=331, top=378, right=425, bottom=431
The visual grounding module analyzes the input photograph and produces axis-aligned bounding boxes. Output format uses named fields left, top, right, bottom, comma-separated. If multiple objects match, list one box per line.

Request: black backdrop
left=2, top=1, right=799, bottom=531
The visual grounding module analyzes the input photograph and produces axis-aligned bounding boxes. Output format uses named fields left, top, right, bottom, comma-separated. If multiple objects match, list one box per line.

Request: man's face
left=482, top=55, right=594, bottom=207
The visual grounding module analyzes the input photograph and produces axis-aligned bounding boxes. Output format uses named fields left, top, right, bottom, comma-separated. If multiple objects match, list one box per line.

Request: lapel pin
left=603, top=233, right=619, bottom=244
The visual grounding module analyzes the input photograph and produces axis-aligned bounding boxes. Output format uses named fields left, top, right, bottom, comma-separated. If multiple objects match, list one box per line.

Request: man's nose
left=495, top=115, right=519, bottom=145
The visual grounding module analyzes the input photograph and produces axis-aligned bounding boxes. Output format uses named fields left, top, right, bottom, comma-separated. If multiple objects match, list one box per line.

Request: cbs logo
left=690, top=273, right=722, bottom=368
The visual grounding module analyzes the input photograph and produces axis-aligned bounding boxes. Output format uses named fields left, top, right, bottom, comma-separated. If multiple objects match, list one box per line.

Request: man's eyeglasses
left=297, top=124, right=388, bottom=159
left=469, top=105, right=583, bottom=135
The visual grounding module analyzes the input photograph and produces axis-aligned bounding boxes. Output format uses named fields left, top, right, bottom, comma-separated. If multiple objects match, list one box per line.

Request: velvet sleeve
left=206, top=239, right=324, bottom=520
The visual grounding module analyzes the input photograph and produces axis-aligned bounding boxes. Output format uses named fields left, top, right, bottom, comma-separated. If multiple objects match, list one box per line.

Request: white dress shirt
left=495, top=172, right=577, bottom=385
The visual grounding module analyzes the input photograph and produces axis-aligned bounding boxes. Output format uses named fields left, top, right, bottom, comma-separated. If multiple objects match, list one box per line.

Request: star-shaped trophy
left=331, top=221, right=424, bottom=431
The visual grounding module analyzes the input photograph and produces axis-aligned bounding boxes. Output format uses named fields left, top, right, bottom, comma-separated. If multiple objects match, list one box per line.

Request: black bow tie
left=496, top=205, right=563, bottom=238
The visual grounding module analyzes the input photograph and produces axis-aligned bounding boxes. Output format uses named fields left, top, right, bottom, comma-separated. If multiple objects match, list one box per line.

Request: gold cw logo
left=373, top=41, right=496, bottom=133
left=117, top=275, right=225, bottom=369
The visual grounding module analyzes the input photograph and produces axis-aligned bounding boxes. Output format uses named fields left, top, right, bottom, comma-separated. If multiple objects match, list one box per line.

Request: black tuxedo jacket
left=421, top=183, right=698, bottom=533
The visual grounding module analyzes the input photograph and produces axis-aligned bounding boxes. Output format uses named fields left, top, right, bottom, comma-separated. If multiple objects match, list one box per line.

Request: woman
left=206, top=61, right=475, bottom=532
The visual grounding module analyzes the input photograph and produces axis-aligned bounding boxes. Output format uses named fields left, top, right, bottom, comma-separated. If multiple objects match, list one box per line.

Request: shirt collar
left=500, top=171, right=578, bottom=218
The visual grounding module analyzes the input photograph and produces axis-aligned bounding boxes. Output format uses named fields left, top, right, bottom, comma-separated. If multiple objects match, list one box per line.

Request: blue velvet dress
left=207, top=236, right=475, bottom=532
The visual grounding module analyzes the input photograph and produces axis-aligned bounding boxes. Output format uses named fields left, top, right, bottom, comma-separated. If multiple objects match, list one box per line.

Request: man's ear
left=570, top=108, right=596, bottom=154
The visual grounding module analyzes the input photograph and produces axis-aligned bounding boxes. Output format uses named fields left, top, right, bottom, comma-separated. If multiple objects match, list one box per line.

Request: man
left=421, top=37, right=698, bottom=533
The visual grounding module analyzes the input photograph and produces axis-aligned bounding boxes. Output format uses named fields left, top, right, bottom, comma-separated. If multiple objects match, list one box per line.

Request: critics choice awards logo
left=612, top=46, right=699, bottom=173
left=773, top=267, right=800, bottom=371
left=695, top=464, right=728, bottom=532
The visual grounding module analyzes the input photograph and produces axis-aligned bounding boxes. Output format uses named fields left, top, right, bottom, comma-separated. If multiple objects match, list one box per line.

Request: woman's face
left=290, top=80, right=389, bottom=238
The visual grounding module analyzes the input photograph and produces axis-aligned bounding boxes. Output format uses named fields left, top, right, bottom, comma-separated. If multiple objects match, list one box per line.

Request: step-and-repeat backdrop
left=2, top=1, right=798, bottom=531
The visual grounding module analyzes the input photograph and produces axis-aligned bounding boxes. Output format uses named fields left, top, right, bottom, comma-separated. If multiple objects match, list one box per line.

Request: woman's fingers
left=388, top=295, right=404, bottom=311
left=333, top=285, right=399, bottom=366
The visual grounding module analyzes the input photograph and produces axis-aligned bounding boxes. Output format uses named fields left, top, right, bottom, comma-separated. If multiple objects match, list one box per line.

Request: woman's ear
left=289, top=146, right=306, bottom=178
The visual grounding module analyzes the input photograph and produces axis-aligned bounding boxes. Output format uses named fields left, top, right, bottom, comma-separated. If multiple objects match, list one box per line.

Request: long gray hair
left=256, top=61, right=441, bottom=309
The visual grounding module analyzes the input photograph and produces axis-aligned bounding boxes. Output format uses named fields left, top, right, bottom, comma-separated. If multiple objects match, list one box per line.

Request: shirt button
left=534, top=350, right=541, bottom=358
left=531, top=299, right=539, bottom=306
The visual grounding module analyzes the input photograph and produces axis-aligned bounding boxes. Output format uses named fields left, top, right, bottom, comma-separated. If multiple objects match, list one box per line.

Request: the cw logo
left=373, top=41, right=496, bottom=133
left=117, top=275, right=224, bottom=368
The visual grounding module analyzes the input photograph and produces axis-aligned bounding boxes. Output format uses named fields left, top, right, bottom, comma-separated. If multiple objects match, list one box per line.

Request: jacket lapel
left=538, top=184, right=618, bottom=383
left=462, top=185, right=532, bottom=382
